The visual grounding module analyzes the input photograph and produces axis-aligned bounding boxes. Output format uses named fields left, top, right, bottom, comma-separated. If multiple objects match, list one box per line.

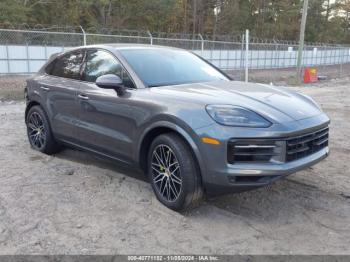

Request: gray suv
left=25, top=44, right=330, bottom=211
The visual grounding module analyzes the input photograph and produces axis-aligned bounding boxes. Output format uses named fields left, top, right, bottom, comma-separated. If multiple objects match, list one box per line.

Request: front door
left=76, top=49, right=137, bottom=163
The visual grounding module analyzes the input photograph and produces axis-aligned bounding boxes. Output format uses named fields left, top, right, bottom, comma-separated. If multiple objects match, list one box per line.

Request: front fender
left=135, top=117, right=207, bottom=180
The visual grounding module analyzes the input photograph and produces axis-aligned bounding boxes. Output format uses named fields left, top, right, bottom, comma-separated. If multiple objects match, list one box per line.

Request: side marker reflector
left=202, top=137, right=220, bottom=145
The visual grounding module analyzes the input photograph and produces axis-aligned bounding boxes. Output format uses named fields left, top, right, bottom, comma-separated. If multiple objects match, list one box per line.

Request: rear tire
left=147, top=133, right=203, bottom=211
left=26, top=105, right=61, bottom=155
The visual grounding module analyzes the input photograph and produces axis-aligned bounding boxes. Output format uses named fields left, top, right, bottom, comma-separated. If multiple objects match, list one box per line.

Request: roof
left=56, top=44, right=186, bottom=58
left=66, top=43, right=183, bottom=51
left=104, top=43, right=180, bottom=50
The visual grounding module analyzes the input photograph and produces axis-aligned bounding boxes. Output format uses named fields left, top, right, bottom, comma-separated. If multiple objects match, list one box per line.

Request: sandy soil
left=0, top=79, right=349, bottom=255
left=228, top=64, right=350, bottom=84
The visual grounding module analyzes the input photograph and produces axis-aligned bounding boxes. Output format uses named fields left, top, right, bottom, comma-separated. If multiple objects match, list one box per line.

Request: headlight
left=206, top=105, right=272, bottom=127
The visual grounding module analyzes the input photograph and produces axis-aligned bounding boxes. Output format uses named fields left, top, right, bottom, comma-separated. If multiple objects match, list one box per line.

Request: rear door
left=42, top=50, right=85, bottom=141
left=75, top=49, right=137, bottom=162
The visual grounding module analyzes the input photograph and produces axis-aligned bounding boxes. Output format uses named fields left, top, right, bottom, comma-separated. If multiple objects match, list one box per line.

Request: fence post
left=198, top=33, right=204, bottom=55
left=296, top=0, right=309, bottom=83
left=245, top=29, right=249, bottom=82
left=5, top=44, right=10, bottom=74
left=44, top=44, right=48, bottom=60
left=26, top=43, right=30, bottom=73
left=147, top=31, right=153, bottom=45
left=79, top=25, right=87, bottom=46
left=240, top=33, right=245, bottom=81
left=340, top=48, right=344, bottom=77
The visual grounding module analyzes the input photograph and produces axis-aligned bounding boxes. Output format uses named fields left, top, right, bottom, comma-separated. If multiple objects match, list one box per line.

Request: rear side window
left=45, top=59, right=56, bottom=75
left=51, top=51, right=84, bottom=80
left=82, top=49, right=135, bottom=88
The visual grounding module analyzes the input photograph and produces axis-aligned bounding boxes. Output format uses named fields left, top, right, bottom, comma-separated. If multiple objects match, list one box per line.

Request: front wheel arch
left=25, top=100, right=41, bottom=123
left=137, top=123, right=206, bottom=184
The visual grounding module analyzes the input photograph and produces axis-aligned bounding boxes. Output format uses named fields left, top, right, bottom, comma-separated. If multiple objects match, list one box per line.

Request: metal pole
left=296, top=0, right=309, bottom=83
left=79, top=25, right=86, bottom=46
left=147, top=31, right=153, bottom=45
left=5, top=44, right=10, bottom=74
left=198, top=33, right=204, bottom=55
left=245, top=29, right=249, bottom=83
left=26, top=43, right=30, bottom=74
left=240, top=33, right=245, bottom=81
left=44, top=44, right=48, bottom=60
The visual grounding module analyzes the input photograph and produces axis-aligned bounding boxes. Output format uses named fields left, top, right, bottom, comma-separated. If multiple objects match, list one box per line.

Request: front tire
left=26, top=105, right=61, bottom=155
left=148, top=133, right=203, bottom=211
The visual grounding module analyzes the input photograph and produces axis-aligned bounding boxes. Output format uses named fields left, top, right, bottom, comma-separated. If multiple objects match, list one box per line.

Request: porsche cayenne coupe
left=25, top=44, right=330, bottom=211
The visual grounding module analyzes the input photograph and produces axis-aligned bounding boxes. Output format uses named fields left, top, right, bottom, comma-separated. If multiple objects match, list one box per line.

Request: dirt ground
left=229, top=64, right=350, bottom=84
left=0, top=78, right=350, bottom=255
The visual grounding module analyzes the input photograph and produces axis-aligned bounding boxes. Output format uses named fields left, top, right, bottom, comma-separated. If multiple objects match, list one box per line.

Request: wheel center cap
left=164, top=169, right=171, bottom=177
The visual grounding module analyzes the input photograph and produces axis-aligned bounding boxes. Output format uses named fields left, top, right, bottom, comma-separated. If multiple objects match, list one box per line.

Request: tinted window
left=82, top=50, right=135, bottom=88
left=51, top=51, right=84, bottom=80
left=45, top=59, right=56, bottom=74
left=119, top=49, right=229, bottom=87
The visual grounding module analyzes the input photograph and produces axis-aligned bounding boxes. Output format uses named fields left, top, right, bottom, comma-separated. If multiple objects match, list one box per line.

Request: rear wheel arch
left=25, top=101, right=55, bottom=138
left=26, top=104, right=61, bottom=154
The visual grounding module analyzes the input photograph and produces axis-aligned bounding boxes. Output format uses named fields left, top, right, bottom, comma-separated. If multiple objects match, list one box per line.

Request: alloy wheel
left=27, top=112, right=46, bottom=149
left=151, top=144, right=182, bottom=202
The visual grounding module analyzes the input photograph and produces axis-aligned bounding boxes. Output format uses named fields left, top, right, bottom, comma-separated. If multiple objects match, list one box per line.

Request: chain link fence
left=0, top=27, right=349, bottom=83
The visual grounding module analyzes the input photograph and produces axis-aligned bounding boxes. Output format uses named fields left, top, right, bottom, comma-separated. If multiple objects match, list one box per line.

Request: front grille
left=227, top=126, right=329, bottom=164
left=286, top=127, right=329, bottom=162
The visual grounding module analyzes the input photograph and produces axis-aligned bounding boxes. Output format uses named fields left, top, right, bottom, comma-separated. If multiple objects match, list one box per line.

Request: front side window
left=82, top=49, right=135, bottom=88
left=51, top=51, right=84, bottom=80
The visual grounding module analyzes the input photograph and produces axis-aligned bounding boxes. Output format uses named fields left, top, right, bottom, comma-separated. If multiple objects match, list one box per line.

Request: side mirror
left=96, top=74, right=126, bottom=95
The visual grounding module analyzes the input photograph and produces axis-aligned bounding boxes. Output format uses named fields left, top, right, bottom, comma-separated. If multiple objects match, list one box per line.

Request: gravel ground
left=0, top=78, right=350, bottom=255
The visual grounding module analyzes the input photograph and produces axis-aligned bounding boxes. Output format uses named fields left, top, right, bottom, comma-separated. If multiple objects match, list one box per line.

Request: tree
left=0, top=0, right=349, bottom=44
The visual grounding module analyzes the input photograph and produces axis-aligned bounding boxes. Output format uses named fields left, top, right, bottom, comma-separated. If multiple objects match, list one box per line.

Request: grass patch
left=286, top=75, right=301, bottom=86
left=0, top=88, right=25, bottom=101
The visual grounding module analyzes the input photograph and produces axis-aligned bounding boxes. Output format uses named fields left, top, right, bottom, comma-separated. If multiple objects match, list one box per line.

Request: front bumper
left=204, top=146, right=329, bottom=196
left=194, top=113, right=330, bottom=196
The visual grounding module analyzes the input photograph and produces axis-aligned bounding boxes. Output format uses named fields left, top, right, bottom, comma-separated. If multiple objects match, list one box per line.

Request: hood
left=150, top=80, right=322, bottom=123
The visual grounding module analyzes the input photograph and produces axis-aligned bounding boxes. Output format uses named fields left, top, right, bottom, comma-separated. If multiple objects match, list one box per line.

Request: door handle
left=40, top=86, right=50, bottom=91
left=78, top=94, right=89, bottom=100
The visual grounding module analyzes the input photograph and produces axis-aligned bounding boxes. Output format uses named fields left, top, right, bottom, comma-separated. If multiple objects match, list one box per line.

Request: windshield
left=119, top=48, right=229, bottom=87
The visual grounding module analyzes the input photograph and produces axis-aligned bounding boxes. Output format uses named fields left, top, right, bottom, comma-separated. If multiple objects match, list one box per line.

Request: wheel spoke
left=28, top=123, right=36, bottom=130
left=165, top=149, right=171, bottom=167
left=33, top=134, right=40, bottom=146
left=39, top=135, right=45, bottom=146
left=37, top=137, right=42, bottom=147
left=28, top=116, right=35, bottom=127
left=170, top=165, right=179, bottom=174
left=160, top=178, right=167, bottom=195
left=166, top=180, right=171, bottom=201
left=154, top=151, right=165, bottom=167
left=171, top=174, right=182, bottom=185
left=152, top=162, right=162, bottom=168
left=154, top=175, right=164, bottom=184
left=169, top=178, right=179, bottom=198
left=152, top=165, right=162, bottom=174
left=160, top=146, right=166, bottom=165
left=33, top=114, right=39, bottom=126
